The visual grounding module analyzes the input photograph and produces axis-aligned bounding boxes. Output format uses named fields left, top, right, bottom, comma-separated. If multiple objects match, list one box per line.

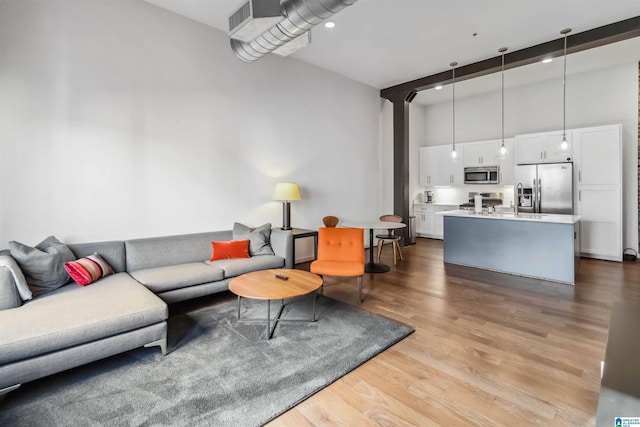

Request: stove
left=459, top=192, right=503, bottom=210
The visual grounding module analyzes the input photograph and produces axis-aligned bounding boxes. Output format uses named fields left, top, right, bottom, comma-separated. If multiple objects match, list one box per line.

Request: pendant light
left=556, top=28, right=573, bottom=158
left=498, top=47, right=509, bottom=160
left=450, top=61, right=458, bottom=162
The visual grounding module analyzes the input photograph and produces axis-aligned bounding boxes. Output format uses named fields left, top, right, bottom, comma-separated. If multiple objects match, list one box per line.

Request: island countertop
left=439, top=209, right=581, bottom=224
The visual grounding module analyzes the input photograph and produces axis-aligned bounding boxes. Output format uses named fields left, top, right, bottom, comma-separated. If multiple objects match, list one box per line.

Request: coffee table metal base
left=236, top=293, right=318, bottom=340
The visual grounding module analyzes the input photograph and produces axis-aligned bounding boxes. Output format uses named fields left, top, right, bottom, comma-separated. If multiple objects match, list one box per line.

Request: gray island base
left=441, top=210, right=581, bottom=285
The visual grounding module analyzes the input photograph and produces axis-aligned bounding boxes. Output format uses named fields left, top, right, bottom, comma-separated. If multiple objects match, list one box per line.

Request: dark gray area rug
left=0, top=295, right=413, bottom=426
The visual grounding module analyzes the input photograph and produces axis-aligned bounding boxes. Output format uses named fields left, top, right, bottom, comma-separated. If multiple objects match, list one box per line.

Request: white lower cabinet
left=415, top=204, right=457, bottom=239
left=577, top=186, right=622, bottom=261
left=415, top=204, right=434, bottom=236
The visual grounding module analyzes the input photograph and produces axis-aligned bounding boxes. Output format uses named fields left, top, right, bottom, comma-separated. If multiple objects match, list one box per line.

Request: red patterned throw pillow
left=64, top=252, right=115, bottom=286
left=210, top=240, right=250, bottom=261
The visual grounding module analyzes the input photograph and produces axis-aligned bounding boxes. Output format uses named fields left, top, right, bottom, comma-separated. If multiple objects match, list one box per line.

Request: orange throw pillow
left=210, top=240, right=250, bottom=261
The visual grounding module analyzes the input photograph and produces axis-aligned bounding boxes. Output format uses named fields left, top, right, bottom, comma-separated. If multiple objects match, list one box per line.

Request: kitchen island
left=440, top=210, right=581, bottom=284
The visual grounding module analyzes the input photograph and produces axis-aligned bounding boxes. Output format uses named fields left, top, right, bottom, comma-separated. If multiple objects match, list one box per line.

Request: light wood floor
left=265, top=238, right=640, bottom=426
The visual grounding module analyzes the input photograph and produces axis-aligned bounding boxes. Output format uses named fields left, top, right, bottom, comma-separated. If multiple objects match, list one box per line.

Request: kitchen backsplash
left=415, top=185, right=515, bottom=206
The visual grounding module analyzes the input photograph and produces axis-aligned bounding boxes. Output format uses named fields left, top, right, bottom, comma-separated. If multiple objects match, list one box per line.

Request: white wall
left=419, top=63, right=639, bottom=250
left=0, top=0, right=382, bottom=252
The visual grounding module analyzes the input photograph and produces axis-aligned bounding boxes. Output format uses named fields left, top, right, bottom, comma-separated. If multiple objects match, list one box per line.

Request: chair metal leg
left=357, top=275, right=363, bottom=303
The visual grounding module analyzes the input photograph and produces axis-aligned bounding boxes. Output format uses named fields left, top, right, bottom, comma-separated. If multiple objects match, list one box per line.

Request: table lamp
left=272, top=182, right=301, bottom=230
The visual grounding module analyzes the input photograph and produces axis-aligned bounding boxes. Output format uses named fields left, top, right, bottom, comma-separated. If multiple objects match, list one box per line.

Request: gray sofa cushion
left=0, top=272, right=167, bottom=365
left=207, top=255, right=285, bottom=279
left=233, top=223, right=275, bottom=256
left=129, top=263, right=225, bottom=294
left=67, top=240, right=127, bottom=273
left=9, top=236, right=75, bottom=297
left=0, top=254, right=31, bottom=301
left=0, top=267, right=21, bottom=310
left=125, top=231, right=232, bottom=272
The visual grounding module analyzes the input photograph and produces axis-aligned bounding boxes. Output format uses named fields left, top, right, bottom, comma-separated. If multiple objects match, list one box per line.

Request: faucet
left=515, top=183, right=523, bottom=216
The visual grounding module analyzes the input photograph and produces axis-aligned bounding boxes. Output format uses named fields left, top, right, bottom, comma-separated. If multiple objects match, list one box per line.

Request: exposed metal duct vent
left=229, top=0, right=359, bottom=63
left=229, top=0, right=282, bottom=43
left=273, top=32, right=311, bottom=57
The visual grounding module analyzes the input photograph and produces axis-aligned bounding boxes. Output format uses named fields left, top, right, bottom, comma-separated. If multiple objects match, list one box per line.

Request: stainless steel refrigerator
left=514, top=162, right=574, bottom=214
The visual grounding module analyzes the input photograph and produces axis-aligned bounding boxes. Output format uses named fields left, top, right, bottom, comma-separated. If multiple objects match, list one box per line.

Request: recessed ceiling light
left=324, top=21, right=336, bottom=29
left=542, top=58, right=553, bottom=64
left=435, top=85, right=443, bottom=90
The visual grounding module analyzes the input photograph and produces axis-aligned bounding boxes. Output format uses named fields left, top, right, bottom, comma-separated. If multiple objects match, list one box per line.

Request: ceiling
left=144, top=0, right=640, bottom=105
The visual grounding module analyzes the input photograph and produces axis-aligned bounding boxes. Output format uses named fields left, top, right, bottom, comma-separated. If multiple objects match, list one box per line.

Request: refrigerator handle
left=533, top=179, right=538, bottom=213
left=537, top=178, right=542, bottom=213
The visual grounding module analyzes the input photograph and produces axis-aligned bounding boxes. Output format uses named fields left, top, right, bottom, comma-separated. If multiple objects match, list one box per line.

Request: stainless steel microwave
left=464, top=166, right=500, bottom=184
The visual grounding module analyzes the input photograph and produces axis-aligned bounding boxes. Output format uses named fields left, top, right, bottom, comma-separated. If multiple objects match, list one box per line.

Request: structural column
left=388, top=91, right=416, bottom=246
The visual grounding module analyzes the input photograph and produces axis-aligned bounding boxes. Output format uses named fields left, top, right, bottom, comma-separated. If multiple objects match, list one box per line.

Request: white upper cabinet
left=463, top=140, right=499, bottom=167
left=420, top=145, right=464, bottom=187
left=419, top=146, right=439, bottom=186
left=437, top=145, right=464, bottom=186
left=515, top=130, right=573, bottom=164
left=573, top=124, right=621, bottom=186
left=497, top=138, right=515, bottom=186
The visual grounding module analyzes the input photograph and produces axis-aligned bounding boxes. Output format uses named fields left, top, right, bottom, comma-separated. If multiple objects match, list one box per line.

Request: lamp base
left=281, top=226, right=292, bottom=231
left=281, top=201, right=292, bottom=231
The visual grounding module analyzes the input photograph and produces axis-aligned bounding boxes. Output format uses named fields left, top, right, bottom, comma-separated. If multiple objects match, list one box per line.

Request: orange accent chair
left=310, top=227, right=365, bottom=303
left=322, top=215, right=339, bottom=228
left=376, top=214, right=404, bottom=265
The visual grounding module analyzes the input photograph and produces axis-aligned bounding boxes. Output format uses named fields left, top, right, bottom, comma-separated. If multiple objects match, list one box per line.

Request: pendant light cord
left=500, top=48, right=506, bottom=146
left=561, top=28, right=571, bottom=141
left=563, top=33, right=566, bottom=139
left=450, top=62, right=457, bottom=152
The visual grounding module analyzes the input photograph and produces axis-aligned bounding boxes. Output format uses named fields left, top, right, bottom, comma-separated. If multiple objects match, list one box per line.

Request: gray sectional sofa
left=0, top=227, right=293, bottom=396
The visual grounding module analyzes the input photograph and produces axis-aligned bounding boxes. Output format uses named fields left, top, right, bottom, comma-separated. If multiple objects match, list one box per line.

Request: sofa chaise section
left=0, top=273, right=167, bottom=394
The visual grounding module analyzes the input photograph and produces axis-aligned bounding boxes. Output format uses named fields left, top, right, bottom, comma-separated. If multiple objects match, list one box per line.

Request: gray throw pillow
left=9, top=236, right=76, bottom=297
left=232, top=223, right=275, bottom=256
